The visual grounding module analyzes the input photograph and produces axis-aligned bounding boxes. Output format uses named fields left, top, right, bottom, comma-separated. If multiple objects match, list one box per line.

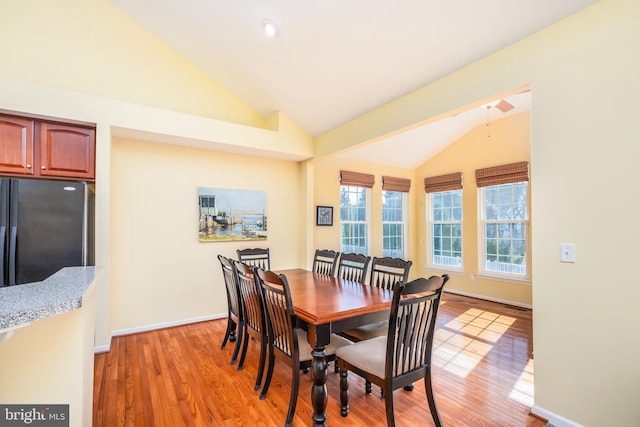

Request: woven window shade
left=340, top=170, right=375, bottom=188
left=424, top=172, right=463, bottom=193
left=475, top=161, right=529, bottom=188
left=382, top=176, right=411, bottom=192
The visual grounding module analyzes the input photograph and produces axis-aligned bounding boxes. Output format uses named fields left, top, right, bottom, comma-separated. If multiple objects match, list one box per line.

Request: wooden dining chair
left=336, top=252, right=371, bottom=283
left=255, top=268, right=352, bottom=427
left=312, top=249, right=340, bottom=276
left=336, top=274, right=449, bottom=427
left=369, top=256, right=412, bottom=290
left=218, top=255, right=244, bottom=365
left=233, top=260, right=268, bottom=391
left=237, top=247, right=271, bottom=270
left=340, top=256, right=414, bottom=390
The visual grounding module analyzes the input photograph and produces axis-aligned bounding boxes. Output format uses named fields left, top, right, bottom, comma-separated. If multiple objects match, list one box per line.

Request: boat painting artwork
left=198, top=187, right=267, bottom=242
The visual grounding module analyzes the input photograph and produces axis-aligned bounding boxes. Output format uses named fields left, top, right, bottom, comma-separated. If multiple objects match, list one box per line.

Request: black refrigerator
left=1, top=178, right=88, bottom=286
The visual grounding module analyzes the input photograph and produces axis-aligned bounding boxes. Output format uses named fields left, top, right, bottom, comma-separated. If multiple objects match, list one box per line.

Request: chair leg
left=424, top=368, right=443, bottom=427
left=285, top=364, right=300, bottom=427
left=236, top=330, right=250, bottom=370
left=334, top=361, right=339, bottom=373
left=259, top=348, right=275, bottom=399
left=384, top=384, right=395, bottom=427
left=220, top=318, right=236, bottom=349
left=254, top=337, right=267, bottom=391
left=230, top=321, right=244, bottom=365
left=339, top=369, right=349, bottom=417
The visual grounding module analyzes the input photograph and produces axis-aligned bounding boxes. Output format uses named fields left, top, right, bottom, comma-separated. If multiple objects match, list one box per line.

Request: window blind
left=475, top=161, right=529, bottom=187
left=424, top=172, right=463, bottom=193
left=382, top=176, right=411, bottom=192
left=340, top=170, right=375, bottom=188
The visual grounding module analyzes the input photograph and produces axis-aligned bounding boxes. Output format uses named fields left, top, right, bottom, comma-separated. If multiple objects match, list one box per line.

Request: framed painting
left=198, top=187, right=267, bottom=242
left=316, top=205, right=333, bottom=226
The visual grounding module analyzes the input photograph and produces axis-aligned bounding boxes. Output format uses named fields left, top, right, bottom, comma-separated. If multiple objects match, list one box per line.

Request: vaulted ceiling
left=109, top=0, right=598, bottom=166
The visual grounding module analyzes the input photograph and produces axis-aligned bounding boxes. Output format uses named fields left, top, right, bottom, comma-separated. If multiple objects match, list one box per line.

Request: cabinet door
left=40, top=122, right=96, bottom=180
left=0, top=116, right=35, bottom=175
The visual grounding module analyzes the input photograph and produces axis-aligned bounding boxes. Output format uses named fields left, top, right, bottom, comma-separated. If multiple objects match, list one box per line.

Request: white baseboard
left=94, top=313, right=227, bottom=354
left=530, top=405, right=583, bottom=427
left=443, top=288, right=532, bottom=309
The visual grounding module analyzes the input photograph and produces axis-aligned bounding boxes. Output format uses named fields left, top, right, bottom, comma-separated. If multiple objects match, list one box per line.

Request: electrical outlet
left=560, top=243, right=575, bottom=263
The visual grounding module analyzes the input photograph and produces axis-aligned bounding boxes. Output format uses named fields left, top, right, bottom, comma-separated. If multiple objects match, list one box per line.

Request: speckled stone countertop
left=0, top=266, right=99, bottom=331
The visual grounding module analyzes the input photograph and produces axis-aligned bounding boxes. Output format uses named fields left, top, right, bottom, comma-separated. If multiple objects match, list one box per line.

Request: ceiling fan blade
left=495, top=99, right=514, bottom=113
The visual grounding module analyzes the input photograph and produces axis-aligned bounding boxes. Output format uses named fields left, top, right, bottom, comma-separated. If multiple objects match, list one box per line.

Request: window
left=428, top=190, right=463, bottom=268
left=480, top=182, right=528, bottom=276
left=340, top=185, right=369, bottom=255
left=382, top=190, right=407, bottom=258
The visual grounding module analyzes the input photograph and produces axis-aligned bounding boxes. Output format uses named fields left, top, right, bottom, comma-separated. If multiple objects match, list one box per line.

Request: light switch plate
left=560, top=243, right=575, bottom=263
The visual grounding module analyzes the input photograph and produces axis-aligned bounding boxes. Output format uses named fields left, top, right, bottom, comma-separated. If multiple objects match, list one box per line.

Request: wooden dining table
left=276, top=269, right=394, bottom=427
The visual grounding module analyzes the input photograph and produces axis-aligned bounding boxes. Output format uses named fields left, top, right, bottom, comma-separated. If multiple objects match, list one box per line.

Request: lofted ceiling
left=109, top=0, right=598, bottom=167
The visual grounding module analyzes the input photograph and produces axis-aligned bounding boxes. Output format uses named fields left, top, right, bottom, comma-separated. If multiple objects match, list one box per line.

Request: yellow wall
left=311, top=157, right=417, bottom=270
left=110, top=138, right=304, bottom=332
left=0, top=0, right=264, bottom=129
left=313, top=1, right=640, bottom=425
left=416, top=112, right=532, bottom=306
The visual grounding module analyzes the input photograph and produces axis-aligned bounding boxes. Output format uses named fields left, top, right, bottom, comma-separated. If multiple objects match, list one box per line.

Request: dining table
left=276, top=268, right=394, bottom=427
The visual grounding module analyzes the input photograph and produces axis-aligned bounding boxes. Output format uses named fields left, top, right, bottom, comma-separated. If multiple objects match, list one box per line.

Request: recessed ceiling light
left=262, top=19, right=279, bottom=38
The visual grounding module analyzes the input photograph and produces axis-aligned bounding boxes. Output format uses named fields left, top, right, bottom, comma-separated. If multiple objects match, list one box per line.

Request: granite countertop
left=0, top=266, right=99, bottom=331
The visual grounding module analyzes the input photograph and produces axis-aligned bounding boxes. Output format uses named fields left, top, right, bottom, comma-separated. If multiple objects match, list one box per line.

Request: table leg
left=308, top=324, right=331, bottom=427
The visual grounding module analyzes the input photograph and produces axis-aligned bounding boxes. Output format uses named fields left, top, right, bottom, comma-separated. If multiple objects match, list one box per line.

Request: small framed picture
left=316, top=206, right=333, bottom=226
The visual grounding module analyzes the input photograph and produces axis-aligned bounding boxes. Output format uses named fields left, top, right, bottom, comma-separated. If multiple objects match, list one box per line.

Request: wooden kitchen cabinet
left=40, top=122, right=95, bottom=180
left=0, top=113, right=95, bottom=181
left=0, top=116, right=35, bottom=175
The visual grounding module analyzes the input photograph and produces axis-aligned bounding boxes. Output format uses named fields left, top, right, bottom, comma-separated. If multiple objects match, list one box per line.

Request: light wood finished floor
left=93, top=293, right=546, bottom=426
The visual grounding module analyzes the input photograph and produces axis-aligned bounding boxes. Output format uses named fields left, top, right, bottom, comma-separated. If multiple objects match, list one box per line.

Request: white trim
left=94, top=313, right=226, bottom=353
left=530, top=405, right=584, bottom=427
left=443, top=288, right=532, bottom=309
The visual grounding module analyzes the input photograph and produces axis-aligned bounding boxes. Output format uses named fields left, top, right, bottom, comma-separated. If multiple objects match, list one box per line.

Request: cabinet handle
left=26, top=164, right=31, bottom=169
left=41, top=166, right=46, bottom=170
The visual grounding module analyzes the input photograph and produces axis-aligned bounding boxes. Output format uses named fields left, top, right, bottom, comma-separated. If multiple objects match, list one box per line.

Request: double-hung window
left=339, top=170, right=374, bottom=255
left=429, top=190, right=463, bottom=268
left=476, top=162, right=529, bottom=279
left=381, top=176, right=410, bottom=259
left=425, top=172, right=464, bottom=270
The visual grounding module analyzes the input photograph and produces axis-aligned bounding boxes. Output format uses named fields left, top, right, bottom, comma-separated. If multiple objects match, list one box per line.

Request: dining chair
left=255, top=268, right=352, bottom=427
left=369, top=256, right=413, bottom=290
left=335, top=274, right=449, bottom=427
left=341, top=256, right=413, bottom=342
left=233, top=260, right=268, bottom=391
left=237, top=247, right=271, bottom=270
left=340, top=256, right=414, bottom=391
left=312, top=249, right=340, bottom=276
left=336, top=252, right=371, bottom=283
left=218, top=254, right=244, bottom=365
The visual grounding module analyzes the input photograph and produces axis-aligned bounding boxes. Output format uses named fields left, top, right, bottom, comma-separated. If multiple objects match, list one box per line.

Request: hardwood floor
left=93, top=293, right=546, bottom=426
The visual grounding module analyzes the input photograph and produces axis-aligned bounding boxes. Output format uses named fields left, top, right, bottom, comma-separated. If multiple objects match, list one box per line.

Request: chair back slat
left=256, top=269, right=298, bottom=361
left=218, top=255, right=241, bottom=317
left=237, top=248, right=271, bottom=270
left=369, top=256, right=412, bottom=290
left=312, top=249, right=340, bottom=276
left=386, top=274, right=449, bottom=378
left=337, top=252, right=371, bottom=283
left=233, top=261, right=266, bottom=335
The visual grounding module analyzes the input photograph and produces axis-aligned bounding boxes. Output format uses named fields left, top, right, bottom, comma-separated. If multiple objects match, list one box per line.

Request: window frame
left=426, top=189, right=464, bottom=272
left=339, top=185, right=371, bottom=255
left=477, top=181, right=530, bottom=281
left=381, top=190, right=407, bottom=259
